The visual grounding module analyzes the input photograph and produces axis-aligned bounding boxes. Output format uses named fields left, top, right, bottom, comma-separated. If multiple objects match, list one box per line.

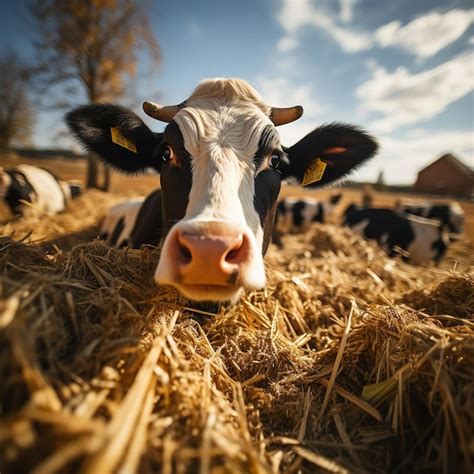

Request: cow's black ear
left=281, top=123, right=378, bottom=187
left=66, top=104, right=163, bottom=173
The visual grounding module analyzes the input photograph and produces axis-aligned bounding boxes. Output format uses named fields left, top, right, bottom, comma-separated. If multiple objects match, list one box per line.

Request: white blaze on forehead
left=173, top=98, right=274, bottom=242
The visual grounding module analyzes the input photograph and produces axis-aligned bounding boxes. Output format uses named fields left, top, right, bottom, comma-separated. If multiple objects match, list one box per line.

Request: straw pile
left=1, top=212, right=473, bottom=472
left=0, top=190, right=122, bottom=249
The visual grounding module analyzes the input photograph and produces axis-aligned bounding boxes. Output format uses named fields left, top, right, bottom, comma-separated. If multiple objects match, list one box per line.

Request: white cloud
left=375, top=9, right=474, bottom=58
left=340, top=0, right=357, bottom=23
left=276, top=4, right=473, bottom=58
left=255, top=76, right=328, bottom=146
left=352, top=129, right=473, bottom=184
left=356, top=51, right=474, bottom=133
left=277, top=36, right=298, bottom=52
left=276, top=0, right=372, bottom=53
left=276, top=0, right=313, bottom=33
left=266, top=54, right=300, bottom=74
left=256, top=76, right=324, bottom=114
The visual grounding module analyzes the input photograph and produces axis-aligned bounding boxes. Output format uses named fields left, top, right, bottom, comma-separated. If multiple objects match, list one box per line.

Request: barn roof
left=418, top=153, right=473, bottom=177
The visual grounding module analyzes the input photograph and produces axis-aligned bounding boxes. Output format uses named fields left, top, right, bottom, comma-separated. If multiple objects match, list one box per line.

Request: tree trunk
left=102, top=163, right=111, bottom=192
left=86, top=89, right=101, bottom=190
left=86, top=154, right=100, bottom=189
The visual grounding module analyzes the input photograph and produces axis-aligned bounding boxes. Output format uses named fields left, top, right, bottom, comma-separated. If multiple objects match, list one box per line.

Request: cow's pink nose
left=174, top=228, right=249, bottom=287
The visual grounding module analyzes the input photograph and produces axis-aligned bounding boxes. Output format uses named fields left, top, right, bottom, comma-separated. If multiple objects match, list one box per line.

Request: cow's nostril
left=180, top=244, right=192, bottom=262
left=224, top=235, right=246, bottom=263
left=225, top=247, right=240, bottom=262
left=177, top=234, right=192, bottom=263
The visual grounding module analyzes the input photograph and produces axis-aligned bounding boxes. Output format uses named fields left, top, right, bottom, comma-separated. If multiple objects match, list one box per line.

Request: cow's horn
left=142, top=101, right=185, bottom=122
left=270, top=106, right=304, bottom=126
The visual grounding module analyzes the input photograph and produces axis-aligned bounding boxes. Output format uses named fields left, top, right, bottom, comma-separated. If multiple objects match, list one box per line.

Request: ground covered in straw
left=0, top=193, right=473, bottom=473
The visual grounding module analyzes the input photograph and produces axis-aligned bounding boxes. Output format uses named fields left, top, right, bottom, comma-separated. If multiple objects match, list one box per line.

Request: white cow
left=0, top=164, right=82, bottom=217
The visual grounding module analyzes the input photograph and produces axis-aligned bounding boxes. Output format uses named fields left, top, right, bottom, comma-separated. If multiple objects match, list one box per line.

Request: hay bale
left=0, top=190, right=122, bottom=249
left=401, top=274, right=473, bottom=322
left=0, top=218, right=473, bottom=473
left=306, top=223, right=379, bottom=259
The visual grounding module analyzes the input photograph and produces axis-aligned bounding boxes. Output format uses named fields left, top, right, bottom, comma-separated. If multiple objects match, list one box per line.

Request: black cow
left=67, top=77, right=378, bottom=302
left=343, top=205, right=449, bottom=264
left=273, top=193, right=342, bottom=246
left=395, top=201, right=464, bottom=234
left=0, top=164, right=82, bottom=217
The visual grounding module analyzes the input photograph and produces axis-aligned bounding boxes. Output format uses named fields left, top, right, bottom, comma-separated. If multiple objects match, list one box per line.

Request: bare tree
left=0, top=53, right=34, bottom=150
left=30, top=0, right=160, bottom=190
left=375, top=170, right=386, bottom=191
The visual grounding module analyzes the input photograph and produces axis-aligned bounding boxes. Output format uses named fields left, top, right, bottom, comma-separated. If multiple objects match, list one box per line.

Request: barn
left=414, top=153, right=473, bottom=198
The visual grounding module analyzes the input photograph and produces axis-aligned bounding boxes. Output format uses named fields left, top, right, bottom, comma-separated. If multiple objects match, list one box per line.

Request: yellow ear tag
left=110, top=127, right=137, bottom=154
left=302, top=158, right=327, bottom=186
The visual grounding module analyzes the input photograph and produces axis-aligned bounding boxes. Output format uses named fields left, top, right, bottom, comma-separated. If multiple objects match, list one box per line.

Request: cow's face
left=66, top=78, right=378, bottom=302
left=155, top=101, right=285, bottom=302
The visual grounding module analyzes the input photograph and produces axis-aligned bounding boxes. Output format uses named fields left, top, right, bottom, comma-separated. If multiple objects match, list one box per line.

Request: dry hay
left=0, top=222, right=473, bottom=473
left=0, top=190, right=123, bottom=249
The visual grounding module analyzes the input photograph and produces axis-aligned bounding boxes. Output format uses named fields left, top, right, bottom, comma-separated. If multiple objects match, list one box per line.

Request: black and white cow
left=395, top=201, right=464, bottom=234
left=343, top=205, right=449, bottom=264
left=273, top=193, right=342, bottom=246
left=67, top=78, right=378, bottom=302
left=99, top=189, right=163, bottom=248
left=100, top=197, right=145, bottom=248
left=0, top=164, right=82, bottom=217
left=275, top=193, right=342, bottom=231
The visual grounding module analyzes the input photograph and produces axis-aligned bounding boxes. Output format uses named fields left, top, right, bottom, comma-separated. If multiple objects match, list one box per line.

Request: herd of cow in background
left=0, top=163, right=464, bottom=266
left=276, top=194, right=463, bottom=265
left=97, top=187, right=464, bottom=267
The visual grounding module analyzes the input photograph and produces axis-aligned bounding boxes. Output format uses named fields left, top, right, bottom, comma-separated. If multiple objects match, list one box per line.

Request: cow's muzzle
left=155, top=220, right=265, bottom=302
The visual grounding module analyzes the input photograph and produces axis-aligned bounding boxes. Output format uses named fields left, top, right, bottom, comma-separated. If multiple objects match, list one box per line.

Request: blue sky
left=1, top=0, right=473, bottom=184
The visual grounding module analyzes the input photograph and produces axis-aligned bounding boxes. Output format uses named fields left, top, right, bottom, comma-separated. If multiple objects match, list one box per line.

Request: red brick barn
left=414, top=154, right=473, bottom=198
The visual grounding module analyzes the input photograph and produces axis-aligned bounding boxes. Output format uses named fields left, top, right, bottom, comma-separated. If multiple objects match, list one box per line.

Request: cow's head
left=66, top=78, right=378, bottom=302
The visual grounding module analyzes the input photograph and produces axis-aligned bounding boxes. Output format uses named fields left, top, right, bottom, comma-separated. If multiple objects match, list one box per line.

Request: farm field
left=1, top=155, right=473, bottom=268
left=0, top=159, right=473, bottom=473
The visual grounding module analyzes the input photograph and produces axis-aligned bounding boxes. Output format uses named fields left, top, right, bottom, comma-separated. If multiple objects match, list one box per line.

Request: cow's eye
left=269, top=153, right=281, bottom=169
left=161, top=146, right=174, bottom=163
